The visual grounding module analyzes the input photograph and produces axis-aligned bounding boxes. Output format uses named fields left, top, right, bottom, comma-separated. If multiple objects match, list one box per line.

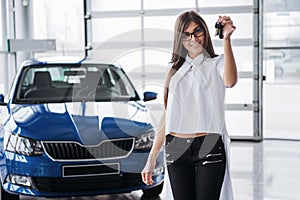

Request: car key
left=215, top=21, right=223, bottom=39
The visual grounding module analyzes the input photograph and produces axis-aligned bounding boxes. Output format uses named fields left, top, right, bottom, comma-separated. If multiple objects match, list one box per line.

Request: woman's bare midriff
left=169, top=132, right=208, bottom=138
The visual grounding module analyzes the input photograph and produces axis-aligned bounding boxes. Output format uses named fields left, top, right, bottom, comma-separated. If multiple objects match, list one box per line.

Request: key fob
left=215, top=22, right=223, bottom=39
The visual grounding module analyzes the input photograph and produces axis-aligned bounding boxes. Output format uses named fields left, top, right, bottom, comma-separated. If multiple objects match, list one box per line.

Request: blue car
left=0, top=59, right=164, bottom=199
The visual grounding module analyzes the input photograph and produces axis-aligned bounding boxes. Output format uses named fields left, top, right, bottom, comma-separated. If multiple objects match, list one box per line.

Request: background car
left=0, top=59, right=164, bottom=199
left=273, top=54, right=300, bottom=78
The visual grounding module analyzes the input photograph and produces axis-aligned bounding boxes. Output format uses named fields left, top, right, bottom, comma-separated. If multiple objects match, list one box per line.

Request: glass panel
left=112, top=50, right=142, bottom=86
left=32, top=0, right=84, bottom=55
left=144, top=28, right=174, bottom=43
left=91, top=18, right=141, bottom=63
left=0, top=1, right=3, bottom=49
left=225, top=79, right=253, bottom=104
left=144, top=49, right=172, bottom=102
left=115, top=51, right=142, bottom=73
left=202, top=13, right=253, bottom=39
left=264, top=49, right=300, bottom=83
left=264, top=84, right=300, bottom=140
left=92, top=18, right=141, bottom=42
left=226, top=111, right=253, bottom=137
left=144, top=0, right=195, bottom=9
left=144, top=49, right=172, bottom=70
left=264, top=11, right=300, bottom=47
left=214, top=46, right=253, bottom=72
left=198, top=0, right=253, bottom=7
left=144, top=16, right=177, bottom=32
left=115, top=49, right=170, bottom=103
left=91, top=0, right=140, bottom=11
left=143, top=16, right=176, bottom=49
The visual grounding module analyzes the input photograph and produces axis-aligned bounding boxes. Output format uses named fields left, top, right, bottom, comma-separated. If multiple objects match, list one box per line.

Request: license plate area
left=63, top=163, right=120, bottom=178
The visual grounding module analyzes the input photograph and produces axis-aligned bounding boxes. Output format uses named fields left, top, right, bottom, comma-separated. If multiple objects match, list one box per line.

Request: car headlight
left=134, top=130, right=155, bottom=150
left=5, top=133, right=44, bottom=156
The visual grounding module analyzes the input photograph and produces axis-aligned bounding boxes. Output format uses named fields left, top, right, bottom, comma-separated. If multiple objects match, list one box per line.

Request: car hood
left=9, top=101, right=152, bottom=145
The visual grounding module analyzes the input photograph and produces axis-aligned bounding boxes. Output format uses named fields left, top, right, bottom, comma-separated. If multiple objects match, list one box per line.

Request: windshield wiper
left=14, top=99, right=42, bottom=104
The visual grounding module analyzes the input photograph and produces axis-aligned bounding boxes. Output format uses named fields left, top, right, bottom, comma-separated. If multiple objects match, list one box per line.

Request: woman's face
left=182, top=21, right=204, bottom=59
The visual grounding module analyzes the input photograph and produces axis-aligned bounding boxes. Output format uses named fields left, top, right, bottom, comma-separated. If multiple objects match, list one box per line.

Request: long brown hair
left=164, top=10, right=217, bottom=108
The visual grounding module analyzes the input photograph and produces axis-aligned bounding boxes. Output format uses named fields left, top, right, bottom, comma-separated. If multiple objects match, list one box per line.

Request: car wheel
left=0, top=184, right=20, bottom=200
left=142, top=181, right=164, bottom=198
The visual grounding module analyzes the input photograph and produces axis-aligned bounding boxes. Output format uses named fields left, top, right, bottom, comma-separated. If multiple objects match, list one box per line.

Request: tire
left=142, top=181, right=164, bottom=198
left=0, top=184, right=20, bottom=200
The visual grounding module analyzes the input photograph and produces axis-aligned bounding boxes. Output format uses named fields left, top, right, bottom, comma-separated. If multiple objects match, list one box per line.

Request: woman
left=141, top=10, right=237, bottom=200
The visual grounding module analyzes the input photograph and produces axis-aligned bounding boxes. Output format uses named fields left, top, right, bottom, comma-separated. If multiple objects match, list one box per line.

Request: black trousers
left=165, top=133, right=226, bottom=200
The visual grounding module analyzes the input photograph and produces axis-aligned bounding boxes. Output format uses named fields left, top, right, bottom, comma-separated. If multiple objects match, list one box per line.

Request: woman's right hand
left=141, top=156, right=156, bottom=185
left=218, top=15, right=236, bottom=40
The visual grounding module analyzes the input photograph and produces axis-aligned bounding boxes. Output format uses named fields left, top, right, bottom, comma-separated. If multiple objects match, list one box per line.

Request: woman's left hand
left=218, top=16, right=236, bottom=40
left=141, top=157, right=156, bottom=185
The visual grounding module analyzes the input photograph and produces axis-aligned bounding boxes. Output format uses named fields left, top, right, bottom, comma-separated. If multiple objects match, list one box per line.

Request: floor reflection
left=21, top=192, right=162, bottom=200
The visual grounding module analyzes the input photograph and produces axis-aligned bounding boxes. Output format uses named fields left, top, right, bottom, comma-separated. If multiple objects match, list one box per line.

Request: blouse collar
left=175, top=53, right=205, bottom=78
left=186, top=53, right=205, bottom=66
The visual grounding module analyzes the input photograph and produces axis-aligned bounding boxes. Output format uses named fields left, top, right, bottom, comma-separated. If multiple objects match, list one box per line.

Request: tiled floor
left=21, top=139, right=300, bottom=200
left=230, top=139, right=300, bottom=200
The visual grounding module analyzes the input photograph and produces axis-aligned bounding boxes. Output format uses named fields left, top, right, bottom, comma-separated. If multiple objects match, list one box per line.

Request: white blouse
left=165, top=53, right=235, bottom=200
left=166, top=53, right=226, bottom=135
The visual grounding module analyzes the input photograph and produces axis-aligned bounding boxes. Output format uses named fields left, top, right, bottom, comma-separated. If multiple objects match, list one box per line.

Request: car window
left=13, top=63, right=140, bottom=104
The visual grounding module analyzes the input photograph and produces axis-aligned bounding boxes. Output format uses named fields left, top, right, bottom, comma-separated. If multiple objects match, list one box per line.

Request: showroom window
left=87, top=0, right=258, bottom=139
left=32, top=0, right=84, bottom=58
left=263, top=0, right=300, bottom=140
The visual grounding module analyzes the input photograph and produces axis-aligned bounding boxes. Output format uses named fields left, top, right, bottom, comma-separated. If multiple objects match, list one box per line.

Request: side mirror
left=0, top=94, right=7, bottom=106
left=143, top=91, right=157, bottom=102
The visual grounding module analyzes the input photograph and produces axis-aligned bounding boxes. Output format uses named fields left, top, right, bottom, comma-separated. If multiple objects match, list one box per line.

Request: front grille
left=33, top=173, right=142, bottom=193
left=42, top=138, right=134, bottom=160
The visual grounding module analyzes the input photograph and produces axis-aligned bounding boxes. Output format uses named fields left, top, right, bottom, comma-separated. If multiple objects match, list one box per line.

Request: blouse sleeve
left=214, top=54, right=225, bottom=78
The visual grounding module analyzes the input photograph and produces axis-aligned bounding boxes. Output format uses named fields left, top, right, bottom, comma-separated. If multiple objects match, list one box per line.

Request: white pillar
left=14, top=0, right=34, bottom=68
left=1, top=0, right=34, bottom=96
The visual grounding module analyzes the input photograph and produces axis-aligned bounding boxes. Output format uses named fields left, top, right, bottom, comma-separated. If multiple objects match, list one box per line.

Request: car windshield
left=13, top=63, right=140, bottom=104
